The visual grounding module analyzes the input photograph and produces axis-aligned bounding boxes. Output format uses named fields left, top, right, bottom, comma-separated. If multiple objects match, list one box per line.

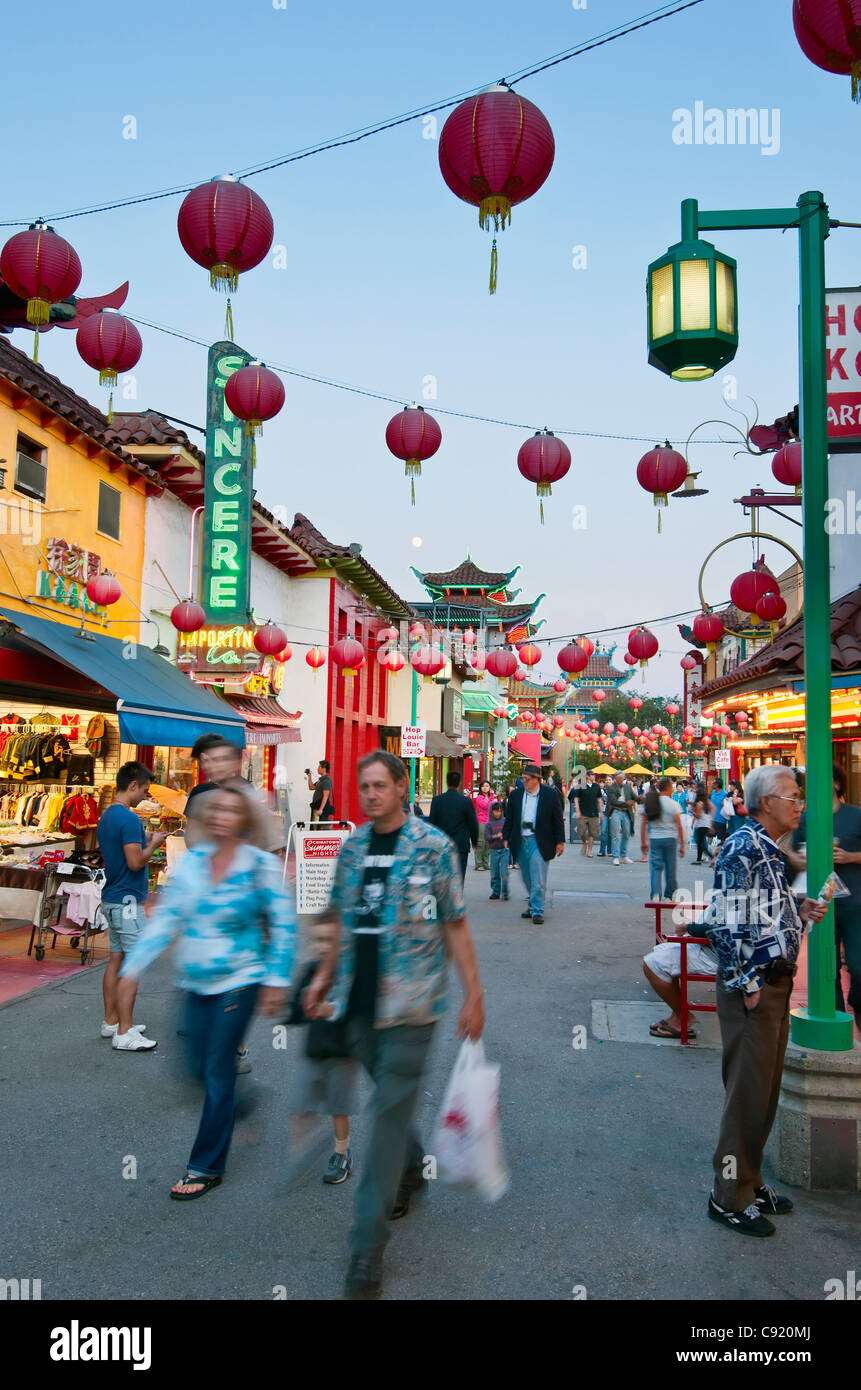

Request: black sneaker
left=707, top=1193, right=775, bottom=1237
left=754, top=1184, right=793, bottom=1215
left=344, top=1246, right=384, bottom=1300
left=532, top=914, right=545, bottom=924
left=323, top=1149, right=352, bottom=1185
left=521, top=910, right=533, bottom=919
left=489, top=892, right=499, bottom=900
left=501, top=893, right=509, bottom=900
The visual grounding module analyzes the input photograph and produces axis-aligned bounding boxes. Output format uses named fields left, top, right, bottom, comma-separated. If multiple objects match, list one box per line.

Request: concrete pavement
left=0, top=837, right=856, bottom=1301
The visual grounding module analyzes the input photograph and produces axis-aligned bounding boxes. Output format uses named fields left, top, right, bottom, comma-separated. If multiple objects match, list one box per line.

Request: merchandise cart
left=28, top=860, right=105, bottom=965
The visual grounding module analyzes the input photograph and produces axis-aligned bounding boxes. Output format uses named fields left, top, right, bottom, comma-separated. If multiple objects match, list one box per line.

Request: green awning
left=461, top=690, right=500, bottom=713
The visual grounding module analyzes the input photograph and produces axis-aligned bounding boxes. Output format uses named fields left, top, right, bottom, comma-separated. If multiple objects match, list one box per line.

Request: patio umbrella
left=622, top=763, right=652, bottom=775
left=591, top=762, right=620, bottom=775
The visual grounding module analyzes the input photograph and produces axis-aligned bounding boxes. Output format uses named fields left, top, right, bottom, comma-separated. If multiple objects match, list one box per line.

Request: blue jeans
left=518, top=835, right=549, bottom=914
left=649, top=838, right=678, bottom=899
left=490, top=847, right=509, bottom=897
left=610, top=810, right=630, bottom=859
left=183, top=984, right=260, bottom=1177
left=569, top=809, right=578, bottom=843
left=599, top=815, right=611, bottom=855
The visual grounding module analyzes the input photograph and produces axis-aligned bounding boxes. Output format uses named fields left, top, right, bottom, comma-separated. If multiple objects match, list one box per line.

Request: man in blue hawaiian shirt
left=702, top=765, right=826, bottom=1239
left=304, top=749, right=485, bottom=1300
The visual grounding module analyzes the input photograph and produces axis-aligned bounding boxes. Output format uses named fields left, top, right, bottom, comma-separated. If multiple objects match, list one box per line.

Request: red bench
left=645, top=900, right=717, bottom=1046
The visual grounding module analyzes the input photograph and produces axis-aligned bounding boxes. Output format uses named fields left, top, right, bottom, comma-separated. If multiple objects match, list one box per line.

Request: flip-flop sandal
left=649, top=1021, right=698, bottom=1039
left=170, top=1173, right=222, bottom=1201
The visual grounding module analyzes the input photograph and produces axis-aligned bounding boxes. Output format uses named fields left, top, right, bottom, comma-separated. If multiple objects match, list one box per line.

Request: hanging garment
left=85, top=715, right=105, bottom=759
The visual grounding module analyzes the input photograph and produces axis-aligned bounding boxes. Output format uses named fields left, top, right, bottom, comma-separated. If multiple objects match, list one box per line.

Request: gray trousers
left=346, top=1017, right=435, bottom=1254
left=711, top=975, right=792, bottom=1211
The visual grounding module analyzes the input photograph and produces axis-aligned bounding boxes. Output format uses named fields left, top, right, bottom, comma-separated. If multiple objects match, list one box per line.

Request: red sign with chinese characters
left=826, top=288, right=861, bottom=449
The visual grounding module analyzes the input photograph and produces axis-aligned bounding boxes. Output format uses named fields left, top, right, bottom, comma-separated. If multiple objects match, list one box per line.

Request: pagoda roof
left=413, top=557, right=519, bottom=596
left=412, top=596, right=544, bottom=629
left=561, top=646, right=633, bottom=702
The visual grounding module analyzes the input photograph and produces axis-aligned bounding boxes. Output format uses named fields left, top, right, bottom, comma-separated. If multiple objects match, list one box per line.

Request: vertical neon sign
left=201, top=339, right=253, bottom=623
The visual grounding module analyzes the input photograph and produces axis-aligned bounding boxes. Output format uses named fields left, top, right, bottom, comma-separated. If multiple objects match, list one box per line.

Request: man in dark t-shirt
left=574, top=776, right=602, bottom=857
left=307, top=760, right=335, bottom=825
left=347, top=827, right=401, bottom=1019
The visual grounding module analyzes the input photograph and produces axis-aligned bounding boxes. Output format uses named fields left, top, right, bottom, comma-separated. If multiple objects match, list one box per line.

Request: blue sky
left=2, top=0, right=857, bottom=692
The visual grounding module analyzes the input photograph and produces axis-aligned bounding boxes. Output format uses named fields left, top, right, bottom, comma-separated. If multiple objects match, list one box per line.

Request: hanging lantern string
left=224, top=297, right=234, bottom=341
left=125, top=313, right=737, bottom=446
left=0, top=2, right=706, bottom=227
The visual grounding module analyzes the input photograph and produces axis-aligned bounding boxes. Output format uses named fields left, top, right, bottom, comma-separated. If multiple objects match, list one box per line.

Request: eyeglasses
left=768, top=795, right=804, bottom=807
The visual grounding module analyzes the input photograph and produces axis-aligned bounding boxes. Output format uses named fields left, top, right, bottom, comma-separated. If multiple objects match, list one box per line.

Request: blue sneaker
left=323, top=1149, right=352, bottom=1185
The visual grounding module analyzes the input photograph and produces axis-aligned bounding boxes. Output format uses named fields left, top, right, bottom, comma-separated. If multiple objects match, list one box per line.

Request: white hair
left=743, top=764, right=797, bottom=813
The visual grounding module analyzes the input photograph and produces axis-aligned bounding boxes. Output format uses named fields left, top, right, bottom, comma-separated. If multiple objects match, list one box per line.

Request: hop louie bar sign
left=201, top=341, right=254, bottom=622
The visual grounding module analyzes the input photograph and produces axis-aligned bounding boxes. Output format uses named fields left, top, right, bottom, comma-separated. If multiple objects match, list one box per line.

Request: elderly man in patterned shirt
left=304, top=749, right=484, bottom=1300
left=702, top=764, right=827, bottom=1238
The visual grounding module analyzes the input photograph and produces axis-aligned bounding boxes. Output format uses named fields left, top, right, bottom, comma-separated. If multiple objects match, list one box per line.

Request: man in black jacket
left=429, top=769, right=479, bottom=882
left=503, top=764, right=565, bottom=924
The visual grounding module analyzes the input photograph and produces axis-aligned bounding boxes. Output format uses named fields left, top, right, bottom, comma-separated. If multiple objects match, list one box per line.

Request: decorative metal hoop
left=697, top=531, right=803, bottom=625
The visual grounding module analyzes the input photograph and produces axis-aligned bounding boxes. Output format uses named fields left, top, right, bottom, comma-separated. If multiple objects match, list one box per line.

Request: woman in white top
left=691, top=781, right=714, bottom=865
left=640, top=777, right=686, bottom=900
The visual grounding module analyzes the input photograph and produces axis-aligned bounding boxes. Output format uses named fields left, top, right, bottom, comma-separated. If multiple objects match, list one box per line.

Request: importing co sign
left=826, top=288, right=861, bottom=451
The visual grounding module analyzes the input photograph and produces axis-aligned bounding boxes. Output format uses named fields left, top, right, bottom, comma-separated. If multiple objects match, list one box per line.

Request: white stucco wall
left=141, top=489, right=194, bottom=656
left=273, top=574, right=329, bottom=827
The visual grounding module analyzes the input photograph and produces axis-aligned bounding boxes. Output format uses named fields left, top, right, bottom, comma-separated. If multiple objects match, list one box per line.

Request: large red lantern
left=628, top=626, right=659, bottom=668
left=575, top=636, right=595, bottom=656
left=518, top=642, right=541, bottom=667
left=793, top=0, right=861, bottom=102
left=636, top=442, right=688, bottom=530
left=485, top=647, right=518, bottom=679
left=591, top=689, right=606, bottom=703
left=553, top=678, right=568, bottom=694
left=385, top=406, right=442, bottom=505
left=331, top=637, right=365, bottom=678
left=730, top=568, right=780, bottom=623
left=0, top=221, right=82, bottom=328
left=630, top=696, right=643, bottom=711
left=306, top=646, right=326, bottom=672
left=273, top=644, right=292, bottom=665
left=755, top=591, right=788, bottom=633
left=383, top=649, right=405, bottom=674
left=516, top=430, right=571, bottom=524
left=224, top=362, right=285, bottom=438
left=86, top=572, right=122, bottom=606
left=623, top=651, right=638, bottom=667
left=666, top=702, right=680, bottom=717
left=771, top=439, right=802, bottom=495
left=170, top=600, right=206, bottom=633
left=680, top=653, right=698, bottom=671
left=177, top=176, right=274, bottom=292
left=254, top=622, right=287, bottom=655
left=692, top=610, right=725, bottom=652
left=557, top=642, right=589, bottom=674
left=438, top=84, right=555, bottom=292
left=76, top=309, right=142, bottom=420
left=411, top=644, right=446, bottom=679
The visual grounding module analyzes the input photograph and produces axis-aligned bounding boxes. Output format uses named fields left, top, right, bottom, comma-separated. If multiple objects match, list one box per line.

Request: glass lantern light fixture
left=647, top=201, right=738, bottom=381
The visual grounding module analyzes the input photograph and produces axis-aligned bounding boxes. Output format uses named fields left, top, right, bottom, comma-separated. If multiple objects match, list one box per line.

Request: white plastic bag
left=429, top=1039, right=509, bottom=1202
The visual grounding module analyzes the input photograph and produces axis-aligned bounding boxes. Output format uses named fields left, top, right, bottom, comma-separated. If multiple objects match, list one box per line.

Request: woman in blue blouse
left=117, top=784, right=295, bottom=1200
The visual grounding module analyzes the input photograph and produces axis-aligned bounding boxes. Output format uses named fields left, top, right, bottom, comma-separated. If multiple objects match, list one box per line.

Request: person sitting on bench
left=643, top=935, right=718, bottom=1039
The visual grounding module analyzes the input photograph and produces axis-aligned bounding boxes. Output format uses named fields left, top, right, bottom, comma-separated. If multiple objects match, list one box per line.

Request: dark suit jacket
left=428, top=788, right=479, bottom=855
left=503, top=784, right=564, bottom=862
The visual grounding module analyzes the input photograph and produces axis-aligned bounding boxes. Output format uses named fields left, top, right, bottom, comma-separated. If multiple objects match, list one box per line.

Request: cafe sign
left=201, top=340, right=254, bottom=623
left=36, top=537, right=107, bottom=618
left=178, top=624, right=284, bottom=693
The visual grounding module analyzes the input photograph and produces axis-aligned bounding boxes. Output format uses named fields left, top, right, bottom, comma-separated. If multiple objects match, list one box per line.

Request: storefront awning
left=220, top=695, right=302, bottom=746
left=0, top=607, right=246, bottom=748
left=461, top=690, right=500, bottom=714
left=425, top=730, right=466, bottom=758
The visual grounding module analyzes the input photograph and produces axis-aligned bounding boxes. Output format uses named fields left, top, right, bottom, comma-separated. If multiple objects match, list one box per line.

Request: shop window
left=97, top=481, right=121, bottom=539
left=14, top=433, right=47, bottom=502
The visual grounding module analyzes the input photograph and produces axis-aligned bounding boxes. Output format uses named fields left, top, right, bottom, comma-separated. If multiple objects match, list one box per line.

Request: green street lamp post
left=647, top=192, right=853, bottom=1052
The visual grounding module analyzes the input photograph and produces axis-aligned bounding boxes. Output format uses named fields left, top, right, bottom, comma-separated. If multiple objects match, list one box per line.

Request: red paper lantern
left=376, top=625, right=399, bottom=645
left=623, top=651, right=638, bottom=666
left=463, top=626, right=476, bottom=646
left=513, top=667, right=527, bottom=683
left=385, top=406, right=442, bottom=505
left=383, top=649, right=406, bottom=674
left=632, top=726, right=642, bottom=737
left=273, top=644, right=292, bottom=664
left=0, top=221, right=82, bottom=327
left=553, top=678, right=568, bottom=694
left=575, top=636, right=595, bottom=657
left=306, top=646, right=326, bottom=671
left=86, top=572, right=122, bottom=606
left=771, top=440, right=802, bottom=495
left=618, top=723, right=629, bottom=734
left=438, top=84, right=555, bottom=292
left=517, top=430, right=571, bottom=523
left=630, top=697, right=643, bottom=711
left=177, top=176, right=274, bottom=292
left=730, top=568, right=780, bottom=622
left=254, top=623, right=287, bottom=655
left=666, top=702, right=680, bottom=717
left=76, top=310, right=142, bottom=386
left=557, top=642, right=589, bottom=675
left=592, top=689, right=606, bottom=703
left=521, top=710, right=536, bottom=725
left=553, top=715, right=564, bottom=728
left=588, top=719, right=599, bottom=731
left=755, top=591, right=787, bottom=631
left=603, top=722, right=615, bottom=735
left=470, top=649, right=487, bottom=673
left=793, top=0, right=861, bottom=101
left=680, top=654, right=698, bottom=671
left=636, top=442, right=688, bottom=529
left=409, top=622, right=427, bottom=643
left=411, top=644, right=446, bottom=678
left=518, top=642, right=542, bottom=667
left=628, top=626, right=659, bottom=667
left=224, top=362, right=285, bottom=437
left=332, top=637, right=365, bottom=677
left=692, top=611, right=725, bottom=652
left=485, top=647, right=518, bottom=679
left=170, top=600, right=206, bottom=633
